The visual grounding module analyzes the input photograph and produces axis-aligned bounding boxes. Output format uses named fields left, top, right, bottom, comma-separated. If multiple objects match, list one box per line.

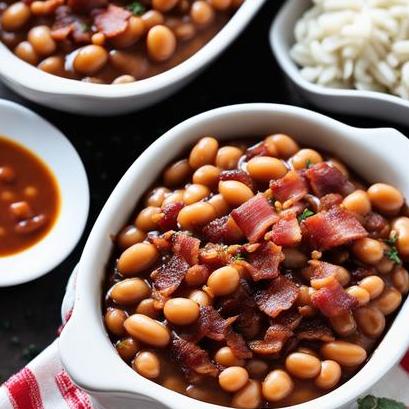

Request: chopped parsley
left=127, top=1, right=145, bottom=15
left=234, top=253, right=246, bottom=261
left=358, top=395, right=406, bottom=409
left=386, top=247, right=401, bottom=265
left=305, top=159, right=313, bottom=169
left=384, top=233, right=401, bottom=264
left=298, top=208, right=315, bottom=222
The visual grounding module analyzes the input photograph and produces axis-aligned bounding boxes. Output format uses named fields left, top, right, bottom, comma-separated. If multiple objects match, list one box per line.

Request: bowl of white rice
left=271, top=0, right=409, bottom=125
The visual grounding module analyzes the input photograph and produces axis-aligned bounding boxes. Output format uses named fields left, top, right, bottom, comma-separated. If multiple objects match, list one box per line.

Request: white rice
left=290, top=0, right=409, bottom=99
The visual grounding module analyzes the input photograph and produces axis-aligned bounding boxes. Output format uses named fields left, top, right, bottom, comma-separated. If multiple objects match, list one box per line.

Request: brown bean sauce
left=0, top=0, right=240, bottom=84
left=103, top=134, right=408, bottom=408
left=0, top=136, right=60, bottom=256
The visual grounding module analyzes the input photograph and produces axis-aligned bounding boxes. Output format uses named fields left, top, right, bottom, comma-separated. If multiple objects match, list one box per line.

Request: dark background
left=0, top=0, right=406, bottom=380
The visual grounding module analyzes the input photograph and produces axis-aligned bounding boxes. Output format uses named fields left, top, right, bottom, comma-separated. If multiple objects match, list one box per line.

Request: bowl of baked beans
left=59, top=103, right=409, bottom=409
left=0, top=0, right=265, bottom=115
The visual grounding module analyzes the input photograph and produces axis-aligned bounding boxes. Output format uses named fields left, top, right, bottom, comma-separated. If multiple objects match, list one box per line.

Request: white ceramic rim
left=0, top=99, right=89, bottom=286
left=60, top=103, right=409, bottom=409
left=270, top=0, right=409, bottom=111
left=0, top=0, right=265, bottom=98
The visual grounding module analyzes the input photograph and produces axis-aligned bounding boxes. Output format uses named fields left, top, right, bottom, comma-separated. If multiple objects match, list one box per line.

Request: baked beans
left=1, top=0, right=240, bottom=83
left=103, top=135, right=408, bottom=408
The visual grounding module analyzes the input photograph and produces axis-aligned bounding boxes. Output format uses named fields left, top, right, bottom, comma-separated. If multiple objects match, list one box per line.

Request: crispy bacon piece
left=147, top=231, right=173, bottom=252
left=159, top=202, right=184, bottom=231
left=199, top=243, right=232, bottom=267
left=319, top=193, right=343, bottom=211
left=238, top=242, right=284, bottom=281
left=255, top=276, right=299, bottom=318
left=270, top=170, right=308, bottom=206
left=274, top=309, right=302, bottom=331
left=68, top=0, right=107, bottom=13
left=296, top=318, right=335, bottom=342
left=303, top=260, right=347, bottom=286
left=306, top=162, right=353, bottom=197
left=219, top=281, right=263, bottom=339
left=172, top=233, right=200, bottom=265
left=311, top=276, right=358, bottom=317
left=219, top=169, right=254, bottom=190
left=171, top=337, right=219, bottom=381
left=249, top=324, right=293, bottom=355
left=364, top=212, right=390, bottom=239
left=186, top=306, right=237, bottom=343
left=225, top=329, right=252, bottom=359
left=94, top=4, right=131, bottom=38
left=245, top=142, right=269, bottom=160
left=267, top=213, right=301, bottom=247
left=51, top=6, right=91, bottom=43
left=151, top=255, right=189, bottom=303
left=231, top=194, right=278, bottom=243
left=302, top=206, right=367, bottom=250
left=202, top=216, right=243, bottom=244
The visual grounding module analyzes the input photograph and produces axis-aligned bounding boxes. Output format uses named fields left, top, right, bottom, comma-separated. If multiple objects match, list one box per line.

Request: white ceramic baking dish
left=59, top=103, right=409, bottom=409
left=0, top=0, right=265, bottom=116
left=271, top=0, right=409, bottom=126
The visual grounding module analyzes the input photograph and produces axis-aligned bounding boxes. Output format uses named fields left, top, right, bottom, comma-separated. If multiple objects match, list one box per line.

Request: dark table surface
left=0, top=0, right=408, bottom=381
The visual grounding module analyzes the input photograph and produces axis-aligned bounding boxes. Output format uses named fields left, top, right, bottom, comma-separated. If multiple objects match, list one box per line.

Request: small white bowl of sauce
left=0, top=99, right=89, bottom=286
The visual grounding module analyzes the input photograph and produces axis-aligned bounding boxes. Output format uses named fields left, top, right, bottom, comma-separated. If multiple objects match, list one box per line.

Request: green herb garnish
left=127, top=1, right=145, bottom=15
left=386, top=247, right=401, bottom=265
left=298, top=208, right=315, bottom=222
left=234, top=253, right=246, bottom=261
left=384, top=233, right=401, bottom=264
left=385, top=233, right=398, bottom=246
left=306, top=159, right=313, bottom=169
left=358, top=395, right=406, bottom=409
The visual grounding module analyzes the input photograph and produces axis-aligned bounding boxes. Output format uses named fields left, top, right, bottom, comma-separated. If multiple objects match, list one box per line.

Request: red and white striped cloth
left=0, top=268, right=408, bottom=409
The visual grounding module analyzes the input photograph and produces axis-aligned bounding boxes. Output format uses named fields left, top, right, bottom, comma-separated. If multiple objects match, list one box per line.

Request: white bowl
left=270, top=0, right=409, bottom=126
left=0, top=1, right=265, bottom=116
left=59, top=103, right=409, bottom=409
left=0, top=99, right=89, bottom=286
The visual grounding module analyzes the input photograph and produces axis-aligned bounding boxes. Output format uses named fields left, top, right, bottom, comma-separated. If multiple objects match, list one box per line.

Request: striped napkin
left=0, top=268, right=407, bottom=409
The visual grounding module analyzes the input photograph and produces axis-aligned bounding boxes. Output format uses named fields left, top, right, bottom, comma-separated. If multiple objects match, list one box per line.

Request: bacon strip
left=219, top=169, right=254, bottom=190
left=296, top=318, right=335, bottom=342
left=249, top=324, right=293, bottom=355
left=159, top=202, right=184, bottom=231
left=94, top=4, right=131, bottom=38
left=306, top=162, right=353, bottom=197
left=303, top=260, right=347, bottom=286
left=171, top=337, right=219, bottom=382
left=302, top=206, right=367, bottom=250
left=219, top=281, right=262, bottom=339
left=311, top=276, right=358, bottom=317
left=245, top=142, right=268, bottom=160
left=186, top=306, right=237, bottom=342
left=238, top=242, right=284, bottom=281
left=319, top=193, right=343, bottom=211
left=202, top=216, right=243, bottom=244
left=51, top=5, right=91, bottom=43
left=255, top=276, right=300, bottom=318
left=225, top=329, right=252, bottom=359
left=270, top=170, right=308, bottom=206
left=172, top=233, right=200, bottom=265
left=231, top=194, right=278, bottom=243
left=267, top=213, right=301, bottom=247
left=151, top=255, right=189, bottom=303
left=199, top=243, right=232, bottom=268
